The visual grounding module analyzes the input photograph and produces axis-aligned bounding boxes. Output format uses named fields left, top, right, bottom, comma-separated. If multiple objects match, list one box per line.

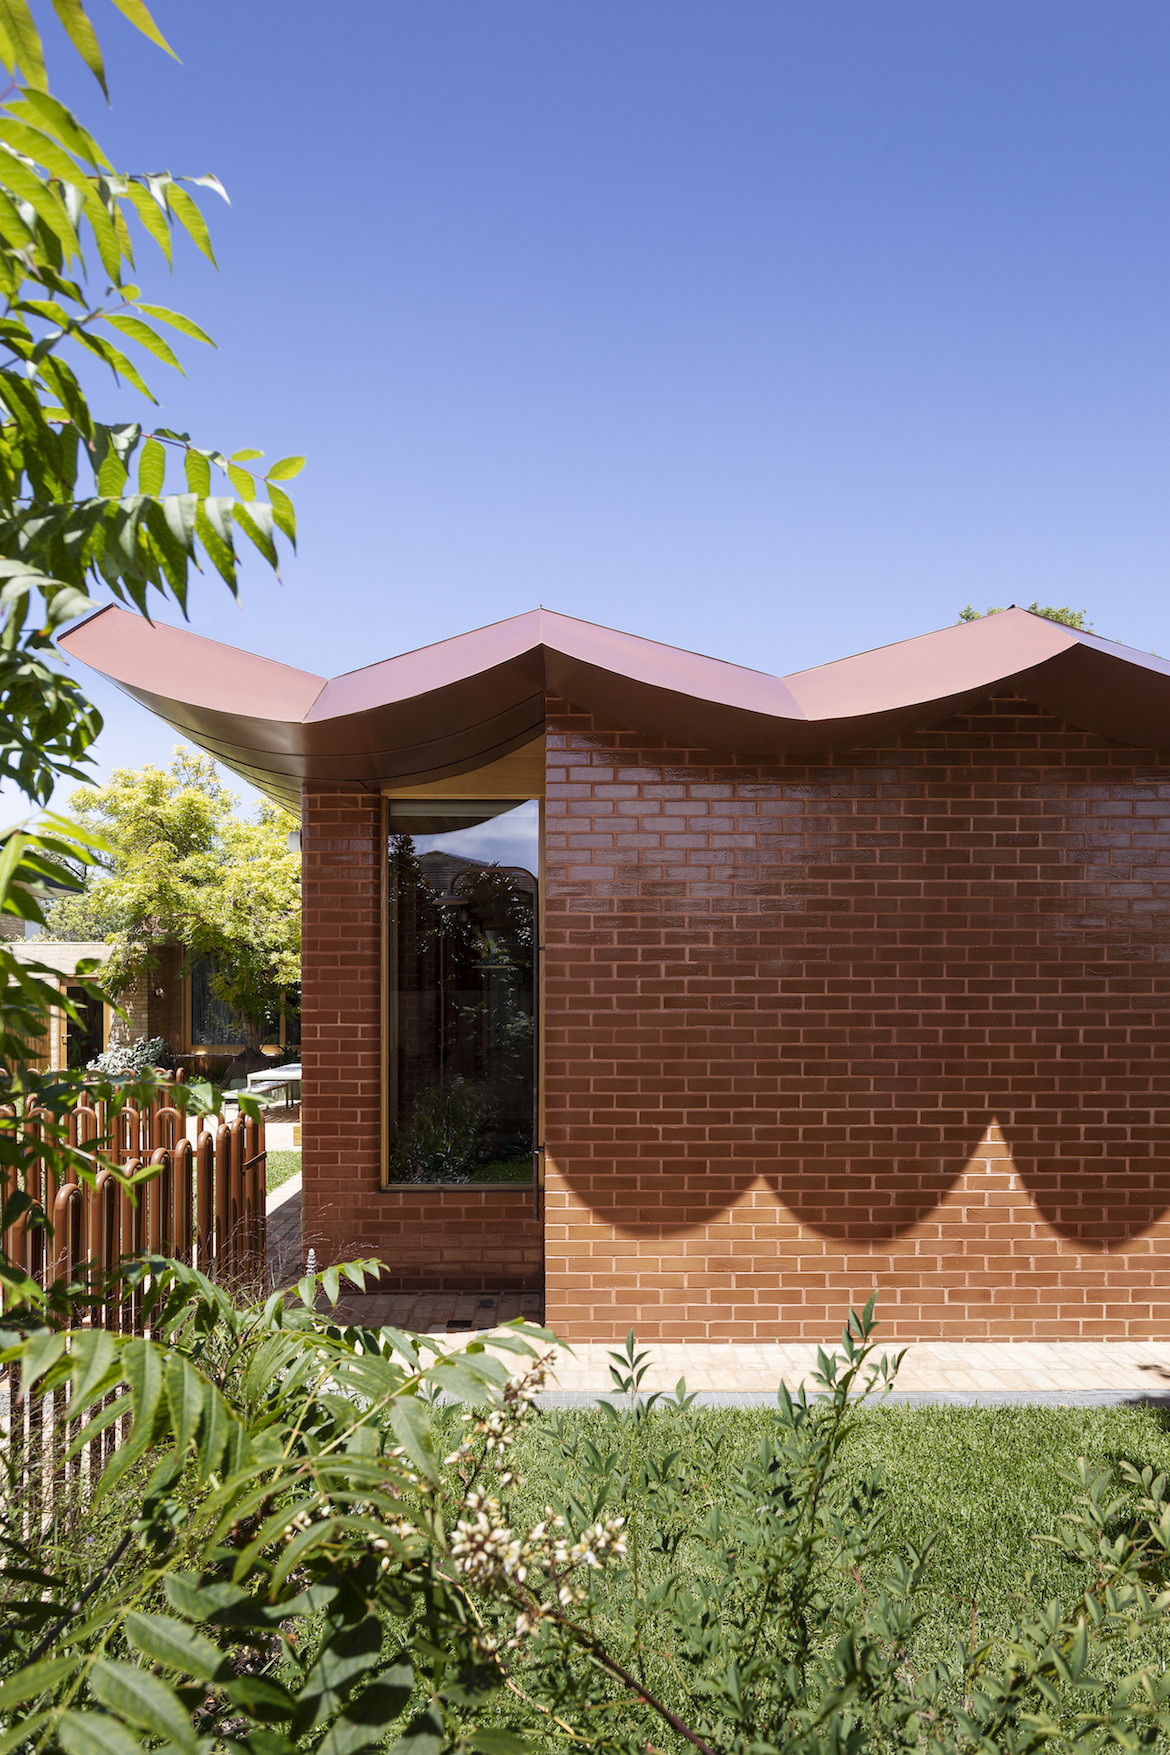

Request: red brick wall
left=301, top=786, right=543, bottom=1290
left=543, top=695, right=1170, bottom=1341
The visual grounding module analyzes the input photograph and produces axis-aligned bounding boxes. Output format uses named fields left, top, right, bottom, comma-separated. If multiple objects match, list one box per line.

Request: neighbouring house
left=13, top=938, right=298, bottom=1074
left=61, top=603, right=1170, bottom=1342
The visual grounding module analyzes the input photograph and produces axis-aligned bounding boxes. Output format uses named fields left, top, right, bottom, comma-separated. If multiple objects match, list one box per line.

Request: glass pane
left=389, top=799, right=537, bottom=1185
left=190, top=954, right=244, bottom=1046
left=65, top=984, right=104, bottom=1069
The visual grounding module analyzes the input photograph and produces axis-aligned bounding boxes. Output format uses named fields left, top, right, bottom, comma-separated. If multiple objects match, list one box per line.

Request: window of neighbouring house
left=64, top=984, right=105, bottom=1068
left=387, top=799, right=538, bottom=1186
left=189, top=954, right=242, bottom=1046
left=188, top=956, right=299, bottom=1052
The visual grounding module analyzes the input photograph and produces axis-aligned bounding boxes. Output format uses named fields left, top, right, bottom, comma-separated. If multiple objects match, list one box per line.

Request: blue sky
left=40, top=0, right=1170, bottom=810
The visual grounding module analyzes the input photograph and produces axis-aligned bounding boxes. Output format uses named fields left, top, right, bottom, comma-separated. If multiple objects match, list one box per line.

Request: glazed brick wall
left=543, top=695, right=1170, bottom=1341
left=300, top=786, right=543, bottom=1291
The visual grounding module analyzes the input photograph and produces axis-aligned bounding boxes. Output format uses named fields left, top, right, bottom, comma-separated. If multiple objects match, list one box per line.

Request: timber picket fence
left=0, top=1082, right=268, bottom=1527
left=1, top=1081, right=267, bottom=1316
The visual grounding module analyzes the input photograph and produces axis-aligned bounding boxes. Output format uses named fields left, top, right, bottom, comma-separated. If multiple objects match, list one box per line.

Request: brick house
left=62, top=604, right=1170, bottom=1341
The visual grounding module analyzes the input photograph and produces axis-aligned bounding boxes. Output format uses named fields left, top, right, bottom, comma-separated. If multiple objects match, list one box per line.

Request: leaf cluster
left=0, top=1251, right=556, bottom=1755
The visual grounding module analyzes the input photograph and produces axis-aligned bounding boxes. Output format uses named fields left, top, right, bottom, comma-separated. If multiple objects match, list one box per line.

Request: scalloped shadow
left=551, top=1070, right=1170, bottom=1250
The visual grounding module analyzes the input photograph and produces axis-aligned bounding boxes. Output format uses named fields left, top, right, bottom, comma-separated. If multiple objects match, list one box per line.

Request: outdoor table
left=245, top=1063, right=302, bottom=1105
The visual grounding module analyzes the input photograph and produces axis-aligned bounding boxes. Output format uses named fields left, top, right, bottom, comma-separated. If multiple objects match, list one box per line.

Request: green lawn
left=496, top=1399, right=1170, bottom=1670
left=266, top=1148, right=301, bottom=1193
left=469, top=1157, right=533, bottom=1183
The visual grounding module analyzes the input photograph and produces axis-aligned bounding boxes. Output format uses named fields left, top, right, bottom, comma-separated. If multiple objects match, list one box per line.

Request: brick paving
left=266, top=1182, right=1170, bottom=1395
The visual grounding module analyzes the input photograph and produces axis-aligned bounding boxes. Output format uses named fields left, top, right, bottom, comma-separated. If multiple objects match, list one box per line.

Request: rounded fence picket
left=0, top=1087, right=265, bottom=1325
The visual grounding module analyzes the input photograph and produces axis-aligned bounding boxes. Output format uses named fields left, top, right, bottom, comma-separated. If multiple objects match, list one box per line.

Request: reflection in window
left=190, top=954, right=242, bottom=1046
left=388, top=800, right=537, bottom=1185
left=189, top=956, right=300, bottom=1050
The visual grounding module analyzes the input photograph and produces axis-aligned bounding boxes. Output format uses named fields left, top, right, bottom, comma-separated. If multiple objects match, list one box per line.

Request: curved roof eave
left=57, top=604, right=1170, bottom=817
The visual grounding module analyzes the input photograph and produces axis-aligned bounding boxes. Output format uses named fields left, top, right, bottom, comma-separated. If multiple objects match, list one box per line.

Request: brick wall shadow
left=545, top=696, right=1170, bottom=1326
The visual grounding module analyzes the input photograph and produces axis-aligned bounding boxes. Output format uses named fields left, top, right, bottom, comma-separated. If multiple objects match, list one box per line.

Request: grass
left=491, top=1399, right=1170, bottom=1675
left=266, top=1148, right=301, bottom=1193
left=469, top=1157, right=533, bottom=1184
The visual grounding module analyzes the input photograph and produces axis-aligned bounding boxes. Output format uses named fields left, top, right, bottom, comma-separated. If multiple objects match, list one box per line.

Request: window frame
left=380, top=734, right=545, bottom=1202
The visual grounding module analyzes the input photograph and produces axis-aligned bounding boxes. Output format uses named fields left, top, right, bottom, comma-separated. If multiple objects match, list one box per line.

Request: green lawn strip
left=266, top=1148, right=301, bottom=1193
left=469, top=1157, right=533, bottom=1183
left=489, top=1401, right=1170, bottom=1687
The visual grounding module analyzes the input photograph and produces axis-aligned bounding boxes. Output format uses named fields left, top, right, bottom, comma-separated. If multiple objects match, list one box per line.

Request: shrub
left=390, top=1076, right=493, bottom=1182
left=7, top=1288, right=1170, bottom=1755
left=87, top=1035, right=170, bottom=1076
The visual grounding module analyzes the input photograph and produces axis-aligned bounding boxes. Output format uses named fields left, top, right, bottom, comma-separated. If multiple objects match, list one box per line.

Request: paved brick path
left=265, top=1180, right=1170, bottom=1401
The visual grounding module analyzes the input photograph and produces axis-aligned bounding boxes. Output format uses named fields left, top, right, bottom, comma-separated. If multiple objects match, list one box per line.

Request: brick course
left=543, top=694, right=1170, bottom=1341
left=300, top=786, right=542, bottom=1290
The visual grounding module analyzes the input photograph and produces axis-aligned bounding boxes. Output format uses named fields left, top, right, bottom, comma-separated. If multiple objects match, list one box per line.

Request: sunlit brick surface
left=542, top=695, right=1170, bottom=1341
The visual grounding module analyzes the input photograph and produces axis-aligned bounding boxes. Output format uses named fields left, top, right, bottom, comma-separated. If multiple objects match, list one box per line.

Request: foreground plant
left=0, top=0, right=303, bottom=1150
left=6, top=1288, right=1170, bottom=1755
left=427, top=1301, right=1170, bottom=1755
left=0, top=1254, right=561, bottom=1755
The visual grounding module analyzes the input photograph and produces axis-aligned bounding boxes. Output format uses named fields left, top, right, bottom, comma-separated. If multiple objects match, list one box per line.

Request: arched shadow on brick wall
left=550, top=1029, right=1170, bottom=1249
left=543, top=695, right=1170, bottom=1251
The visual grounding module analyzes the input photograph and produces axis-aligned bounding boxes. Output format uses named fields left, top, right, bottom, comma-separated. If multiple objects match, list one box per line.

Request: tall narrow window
left=387, top=799, right=538, bottom=1185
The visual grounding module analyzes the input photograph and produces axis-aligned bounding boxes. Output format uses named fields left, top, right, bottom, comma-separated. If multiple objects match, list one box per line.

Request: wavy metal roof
left=58, top=605, right=1170, bottom=814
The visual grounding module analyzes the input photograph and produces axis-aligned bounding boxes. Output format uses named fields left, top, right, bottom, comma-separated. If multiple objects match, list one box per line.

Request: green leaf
left=10, top=90, right=109, bottom=167
left=88, top=1660, right=198, bottom=1754
left=224, top=1675, right=297, bottom=1722
left=266, top=455, right=305, bottom=482
left=0, top=0, right=46, bottom=89
left=0, top=1653, right=77, bottom=1709
left=229, top=447, right=262, bottom=461
left=166, top=182, right=215, bottom=264
left=195, top=1377, right=232, bottom=1483
left=184, top=448, right=211, bottom=497
left=46, top=0, right=105, bottom=92
left=106, top=0, right=176, bottom=56
left=195, top=499, right=236, bottom=588
left=0, top=115, right=91, bottom=183
left=137, top=433, right=165, bottom=494
left=226, top=462, right=255, bottom=501
left=388, top=1394, right=439, bottom=1485
left=18, top=1326, right=66, bottom=1389
left=317, top=1667, right=415, bottom=1755
left=104, top=312, right=183, bottom=373
left=0, top=146, right=78, bottom=250
left=233, top=498, right=277, bottom=566
left=163, top=1353, right=205, bottom=1456
left=269, top=483, right=295, bottom=545
left=163, top=1572, right=250, bottom=1624
left=94, top=1335, right=163, bottom=1500
left=124, top=1611, right=225, bottom=1683
left=467, top=1735, right=535, bottom=1755
left=135, top=302, right=214, bottom=345
left=290, top=1616, right=384, bottom=1738
left=387, top=1709, right=444, bottom=1755
left=75, top=328, right=155, bottom=401
left=57, top=1713, right=144, bottom=1755
left=123, top=180, right=171, bottom=261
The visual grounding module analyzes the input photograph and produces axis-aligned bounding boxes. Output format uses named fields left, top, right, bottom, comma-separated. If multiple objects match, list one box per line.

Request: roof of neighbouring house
left=57, top=605, right=1170, bottom=815
left=13, top=941, right=113, bottom=974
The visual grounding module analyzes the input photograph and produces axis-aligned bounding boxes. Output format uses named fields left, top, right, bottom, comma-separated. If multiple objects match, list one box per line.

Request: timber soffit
left=58, top=605, right=1170, bottom=815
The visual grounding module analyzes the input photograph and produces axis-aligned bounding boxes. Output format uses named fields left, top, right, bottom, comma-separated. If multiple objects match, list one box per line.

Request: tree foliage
left=8, top=1288, right=1170, bottom=1755
left=0, top=0, right=302, bottom=1097
left=958, top=604, right=1092, bottom=630
left=42, top=748, right=300, bottom=1050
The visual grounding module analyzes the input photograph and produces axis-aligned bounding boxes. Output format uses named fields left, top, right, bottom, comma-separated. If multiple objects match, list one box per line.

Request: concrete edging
left=535, top=1389, right=1170, bottom=1410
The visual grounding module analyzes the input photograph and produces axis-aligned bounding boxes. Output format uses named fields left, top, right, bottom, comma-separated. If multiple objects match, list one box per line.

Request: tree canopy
left=958, top=602, right=1092, bottom=629
left=0, top=0, right=302, bottom=1091
left=43, top=748, right=300, bottom=1049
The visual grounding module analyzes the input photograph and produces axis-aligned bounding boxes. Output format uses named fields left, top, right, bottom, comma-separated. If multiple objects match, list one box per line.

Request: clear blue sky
left=42, top=0, right=1170, bottom=808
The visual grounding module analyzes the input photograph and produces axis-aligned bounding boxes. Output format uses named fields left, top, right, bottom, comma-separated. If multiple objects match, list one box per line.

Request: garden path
left=263, top=1182, right=1170, bottom=1404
